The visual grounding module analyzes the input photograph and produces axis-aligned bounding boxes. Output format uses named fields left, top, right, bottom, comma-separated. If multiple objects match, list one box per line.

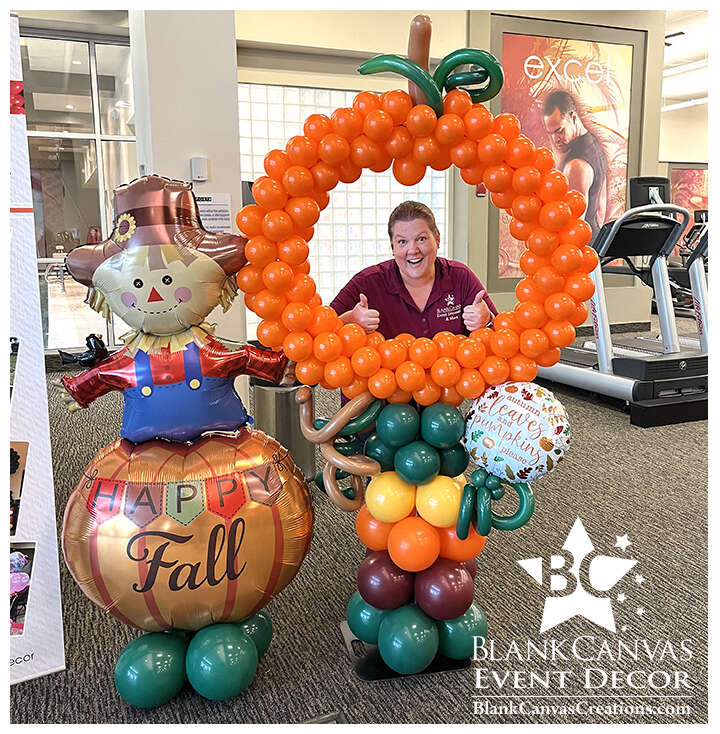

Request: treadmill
left=537, top=178, right=708, bottom=427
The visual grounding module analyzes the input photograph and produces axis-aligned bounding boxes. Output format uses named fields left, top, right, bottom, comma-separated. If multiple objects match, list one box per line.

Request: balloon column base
left=354, top=647, right=470, bottom=682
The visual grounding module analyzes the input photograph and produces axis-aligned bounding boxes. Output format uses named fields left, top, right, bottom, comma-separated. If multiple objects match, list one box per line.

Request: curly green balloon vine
left=358, top=47, right=504, bottom=115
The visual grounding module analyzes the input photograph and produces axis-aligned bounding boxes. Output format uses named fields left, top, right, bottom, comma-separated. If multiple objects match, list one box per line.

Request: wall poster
left=498, top=33, right=634, bottom=278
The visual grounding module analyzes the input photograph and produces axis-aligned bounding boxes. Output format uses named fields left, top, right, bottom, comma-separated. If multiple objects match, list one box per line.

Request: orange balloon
left=253, top=289, right=286, bottom=320
left=408, top=338, right=439, bottom=369
left=264, top=149, right=292, bottom=180
left=437, top=523, right=486, bottom=562
left=514, top=301, right=547, bottom=329
left=385, top=126, right=414, bottom=159
left=303, top=113, right=333, bottom=142
left=405, top=104, right=437, bottom=137
left=527, top=228, right=560, bottom=257
left=331, top=107, right=363, bottom=140
left=543, top=320, right=576, bottom=348
left=491, top=190, right=516, bottom=210
left=318, top=133, right=350, bottom=165
left=456, top=369, right=486, bottom=399
left=285, top=197, right=320, bottom=229
left=313, top=331, right=343, bottom=362
left=363, top=109, right=394, bottom=142
left=430, top=357, right=461, bottom=387
left=477, top=133, right=508, bottom=165
left=520, top=250, right=550, bottom=276
left=460, top=161, right=487, bottom=186
left=505, top=134, right=536, bottom=168
left=282, top=330, right=313, bottom=361
left=432, top=331, right=459, bottom=357
left=252, top=177, right=288, bottom=211
left=539, top=201, right=572, bottom=232
left=257, top=319, right=288, bottom=348
left=479, top=355, right=510, bottom=386
left=545, top=293, right=577, bottom=321
left=493, top=310, right=520, bottom=332
left=512, top=165, right=542, bottom=196
left=564, top=190, right=588, bottom=218
left=450, top=139, right=478, bottom=168
left=393, top=156, right=426, bottom=186
left=381, top=90, right=414, bottom=124
left=508, top=354, right=538, bottom=382
left=353, top=91, right=381, bottom=116
left=440, top=385, right=464, bottom=406
left=559, top=219, right=593, bottom=248
left=244, top=292, right=257, bottom=312
left=532, top=266, right=565, bottom=295
left=308, top=305, right=339, bottom=336
left=435, top=114, right=465, bottom=146
left=311, top=188, right=329, bottom=213
left=262, top=210, right=295, bottom=242
left=367, top=368, right=397, bottom=399
left=276, top=236, right=309, bottom=266
left=387, top=516, right=441, bottom=572
left=489, top=329, right=520, bottom=359
left=351, top=346, right=382, bottom=377
left=519, top=328, right=550, bottom=359
left=515, top=277, right=544, bottom=304
left=463, top=105, right=493, bottom=140
left=355, top=505, right=394, bottom=551
left=491, top=112, right=521, bottom=141
left=563, top=273, right=595, bottom=302
left=456, top=338, right=487, bottom=368
left=286, top=135, right=318, bottom=168
left=366, top=332, right=386, bottom=349
left=412, top=136, right=441, bottom=166
left=324, top=356, right=354, bottom=388
left=395, top=332, right=415, bottom=348
left=536, top=347, right=561, bottom=368
left=537, top=170, right=569, bottom=203
left=350, top=134, right=383, bottom=169
left=237, top=205, right=266, bottom=237
left=511, top=195, right=542, bottom=223
left=262, top=261, right=294, bottom=293
left=338, top=323, right=367, bottom=356
left=413, top=374, right=443, bottom=406
left=236, top=264, right=264, bottom=294
left=443, top=89, right=473, bottom=117
left=337, top=158, right=363, bottom=184
left=509, top=217, right=538, bottom=241
left=286, top=273, right=316, bottom=303
left=245, top=236, right=277, bottom=268
left=533, top=147, right=555, bottom=173
left=470, top=327, right=494, bottom=348
left=569, top=301, right=589, bottom=327
left=296, top=357, right=324, bottom=385
left=281, top=165, right=314, bottom=197
left=342, top=375, right=369, bottom=399
left=580, top=246, right=600, bottom=274
left=395, top=360, right=426, bottom=392
left=483, top=163, right=514, bottom=193
left=310, top=161, right=340, bottom=192
left=387, top=387, right=413, bottom=404
left=307, top=293, right=322, bottom=308
left=377, top=339, right=407, bottom=370
left=550, top=244, right=584, bottom=274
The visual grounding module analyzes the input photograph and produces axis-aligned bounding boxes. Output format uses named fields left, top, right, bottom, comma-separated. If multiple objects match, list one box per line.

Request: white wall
left=659, top=104, right=708, bottom=163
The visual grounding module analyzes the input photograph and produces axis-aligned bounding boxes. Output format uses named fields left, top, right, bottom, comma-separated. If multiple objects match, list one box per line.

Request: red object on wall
left=10, top=80, right=25, bottom=115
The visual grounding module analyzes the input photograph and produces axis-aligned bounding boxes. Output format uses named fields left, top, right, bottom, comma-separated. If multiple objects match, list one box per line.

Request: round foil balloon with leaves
left=465, top=382, right=570, bottom=483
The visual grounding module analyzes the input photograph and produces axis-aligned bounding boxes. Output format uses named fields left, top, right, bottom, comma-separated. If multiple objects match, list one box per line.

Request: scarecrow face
left=93, top=244, right=227, bottom=334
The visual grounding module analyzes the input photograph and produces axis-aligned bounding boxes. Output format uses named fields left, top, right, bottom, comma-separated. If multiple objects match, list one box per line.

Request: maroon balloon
left=357, top=550, right=414, bottom=610
left=459, top=558, right=477, bottom=579
left=414, top=558, right=474, bottom=620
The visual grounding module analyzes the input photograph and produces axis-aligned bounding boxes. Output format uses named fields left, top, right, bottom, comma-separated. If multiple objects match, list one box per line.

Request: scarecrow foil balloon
left=59, top=175, right=313, bottom=707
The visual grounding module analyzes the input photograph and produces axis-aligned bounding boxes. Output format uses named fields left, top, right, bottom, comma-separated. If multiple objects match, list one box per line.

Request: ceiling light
left=71, top=60, right=82, bottom=65
left=65, top=104, right=74, bottom=110
left=661, top=97, right=708, bottom=112
left=663, top=60, right=708, bottom=78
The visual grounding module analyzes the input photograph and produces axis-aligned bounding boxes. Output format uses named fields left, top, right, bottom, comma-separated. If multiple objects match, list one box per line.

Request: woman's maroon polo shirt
left=330, top=257, right=497, bottom=339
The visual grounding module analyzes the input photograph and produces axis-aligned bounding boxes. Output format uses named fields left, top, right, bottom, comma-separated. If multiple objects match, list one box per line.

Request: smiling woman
left=330, top=201, right=497, bottom=341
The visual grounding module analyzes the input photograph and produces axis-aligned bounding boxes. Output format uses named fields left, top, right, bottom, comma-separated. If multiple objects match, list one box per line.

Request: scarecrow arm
left=60, top=349, right=136, bottom=408
left=201, top=339, right=289, bottom=385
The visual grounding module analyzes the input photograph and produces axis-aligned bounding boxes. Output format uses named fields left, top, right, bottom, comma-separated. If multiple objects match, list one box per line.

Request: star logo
left=445, top=293, right=455, bottom=306
left=517, top=517, right=637, bottom=634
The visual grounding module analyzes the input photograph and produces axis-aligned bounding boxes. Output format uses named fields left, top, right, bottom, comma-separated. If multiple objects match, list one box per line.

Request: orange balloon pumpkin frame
left=235, top=88, right=598, bottom=406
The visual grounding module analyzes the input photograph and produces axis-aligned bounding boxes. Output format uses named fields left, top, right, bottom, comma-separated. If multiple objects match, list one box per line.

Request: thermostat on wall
left=190, top=157, right=208, bottom=182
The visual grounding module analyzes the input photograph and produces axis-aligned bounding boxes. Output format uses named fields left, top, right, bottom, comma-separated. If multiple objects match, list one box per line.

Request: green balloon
left=420, top=403, right=465, bottom=449
left=377, top=604, right=439, bottom=675
left=185, top=624, right=258, bottom=700
left=471, top=467, right=489, bottom=487
left=484, top=474, right=502, bottom=491
left=393, top=440, right=440, bottom=485
left=114, top=632, right=187, bottom=708
left=236, top=611, right=273, bottom=657
left=364, top=432, right=397, bottom=471
left=437, top=603, right=488, bottom=660
left=376, top=404, right=420, bottom=448
left=346, top=590, right=389, bottom=644
left=439, top=444, right=470, bottom=476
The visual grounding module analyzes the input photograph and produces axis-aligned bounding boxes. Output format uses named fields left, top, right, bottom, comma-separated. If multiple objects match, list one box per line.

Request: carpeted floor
left=11, top=322, right=708, bottom=724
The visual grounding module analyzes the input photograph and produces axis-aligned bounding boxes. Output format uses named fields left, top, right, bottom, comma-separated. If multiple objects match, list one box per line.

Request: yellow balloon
left=416, top=475, right=463, bottom=528
left=365, top=471, right=416, bottom=523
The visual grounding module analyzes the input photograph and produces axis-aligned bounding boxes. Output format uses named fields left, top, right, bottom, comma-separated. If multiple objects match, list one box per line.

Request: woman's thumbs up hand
left=463, top=290, right=493, bottom=332
left=351, top=293, right=380, bottom=333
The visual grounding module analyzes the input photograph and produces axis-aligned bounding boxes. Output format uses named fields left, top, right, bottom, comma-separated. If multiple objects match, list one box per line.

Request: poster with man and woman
left=498, top=33, right=634, bottom=278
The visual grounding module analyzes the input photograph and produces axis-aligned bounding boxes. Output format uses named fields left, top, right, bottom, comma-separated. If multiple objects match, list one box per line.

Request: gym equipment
left=537, top=177, right=708, bottom=427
